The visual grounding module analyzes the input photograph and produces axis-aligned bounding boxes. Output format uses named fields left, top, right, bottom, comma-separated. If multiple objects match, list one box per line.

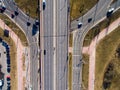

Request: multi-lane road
left=0, top=0, right=119, bottom=90
left=40, top=0, right=69, bottom=90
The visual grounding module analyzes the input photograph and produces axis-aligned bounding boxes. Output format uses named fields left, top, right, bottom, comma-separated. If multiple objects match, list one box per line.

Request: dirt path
left=0, top=19, right=25, bottom=90
left=82, top=17, right=120, bottom=90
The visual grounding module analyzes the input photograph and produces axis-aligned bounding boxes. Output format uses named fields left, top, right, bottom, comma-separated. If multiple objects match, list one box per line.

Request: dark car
left=11, top=14, right=15, bottom=18
left=7, top=85, right=11, bottom=90
left=106, top=8, right=114, bottom=18
left=6, top=76, right=10, bottom=85
left=35, top=19, right=39, bottom=26
left=0, top=7, right=6, bottom=13
left=32, top=24, right=38, bottom=36
left=7, top=58, right=10, bottom=65
left=43, top=1, right=46, bottom=10
left=27, top=22, right=31, bottom=26
left=14, top=11, right=19, bottom=16
left=88, top=18, right=92, bottom=23
left=44, top=50, right=46, bottom=55
left=78, top=22, right=82, bottom=28
left=7, top=65, right=10, bottom=73
left=2, top=6, right=6, bottom=11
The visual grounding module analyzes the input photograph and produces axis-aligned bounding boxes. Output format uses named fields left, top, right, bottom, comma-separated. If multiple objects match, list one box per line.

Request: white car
left=0, top=80, right=3, bottom=87
left=108, top=8, right=114, bottom=13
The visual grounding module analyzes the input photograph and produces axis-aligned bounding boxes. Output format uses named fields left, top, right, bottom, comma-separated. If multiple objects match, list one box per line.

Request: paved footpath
left=82, top=17, right=120, bottom=90
left=0, top=19, right=25, bottom=90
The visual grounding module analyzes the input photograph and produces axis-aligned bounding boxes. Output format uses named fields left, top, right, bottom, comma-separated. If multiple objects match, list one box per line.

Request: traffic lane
left=43, top=0, right=54, bottom=89
left=56, top=0, right=68, bottom=90
left=30, top=44, right=38, bottom=90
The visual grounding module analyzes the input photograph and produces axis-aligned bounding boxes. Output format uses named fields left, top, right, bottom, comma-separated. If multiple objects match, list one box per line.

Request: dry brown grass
left=95, top=26, right=120, bottom=90
left=70, top=0, right=98, bottom=20
left=82, top=54, right=89, bottom=90
left=68, top=53, right=72, bottom=90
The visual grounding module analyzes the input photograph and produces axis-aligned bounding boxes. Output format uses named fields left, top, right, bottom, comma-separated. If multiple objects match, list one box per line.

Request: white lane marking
left=53, top=0, right=56, bottom=89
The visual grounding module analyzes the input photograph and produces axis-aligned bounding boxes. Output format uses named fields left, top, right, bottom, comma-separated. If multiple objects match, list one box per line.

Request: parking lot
left=0, top=39, right=11, bottom=90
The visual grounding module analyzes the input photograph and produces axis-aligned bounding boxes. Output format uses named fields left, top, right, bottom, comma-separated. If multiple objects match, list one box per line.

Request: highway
left=71, top=0, right=120, bottom=90
left=2, top=0, right=39, bottom=90
left=40, top=0, right=69, bottom=90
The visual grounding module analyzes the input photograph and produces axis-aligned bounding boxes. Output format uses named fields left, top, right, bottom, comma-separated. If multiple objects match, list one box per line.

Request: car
left=88, top=18, right=92, bottom=23
left=2, top=6, right=6, bottom=11
left=108, top=8, right=114, bottom=13
left=106, top=8, right=114, bottom=18
left=27, top=22, right=31, bottom=26
left=11, top=14, right=14, bottom=18
left=6, top=76, right=10, bottom=86
left=7, top=65, right=10, bottom=73
left=7, top=58, right=10, bottom=65
left=44, top=50, right=46, bottom=55
left=35, top=19, right=39, bottom=25
left=14, top=11, right=19, bottom=16
left=78, top=22, right=82, bottom=28
left=43, top=0, right=46, bottom=10
left=7, top=85, right=11, bottom=90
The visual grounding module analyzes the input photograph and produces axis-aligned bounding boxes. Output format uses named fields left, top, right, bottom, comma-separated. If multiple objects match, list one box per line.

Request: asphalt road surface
left=41, top=0, right=69, bottom=90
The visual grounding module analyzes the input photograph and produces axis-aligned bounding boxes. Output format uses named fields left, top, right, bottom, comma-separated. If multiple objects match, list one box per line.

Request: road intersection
left=0, top=0, right=119, bottom=90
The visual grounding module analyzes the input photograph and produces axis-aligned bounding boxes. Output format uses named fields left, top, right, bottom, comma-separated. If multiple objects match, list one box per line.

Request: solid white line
left=53, top=0, right=56, bottom=89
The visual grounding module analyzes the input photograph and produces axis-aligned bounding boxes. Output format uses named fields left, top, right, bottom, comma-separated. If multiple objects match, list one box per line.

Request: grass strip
left=69, top=33, right=73, bottom=47
left=82, top=54, right=89, bottom=90
left=68, top=53, right=72, bottom=90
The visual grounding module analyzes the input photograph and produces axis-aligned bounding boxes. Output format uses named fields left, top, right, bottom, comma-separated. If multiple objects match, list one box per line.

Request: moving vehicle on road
left=88, top=18, right=92, bottom=23
left=78, top=22, right=82, bottom=28
left=43, top=0, right=46, bottom=10
left=106, top=8, right=114, bottom=18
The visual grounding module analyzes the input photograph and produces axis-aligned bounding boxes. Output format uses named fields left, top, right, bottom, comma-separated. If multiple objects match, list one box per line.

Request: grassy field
left=82, top=54, right=89, bottom=90
left=68, top=53, right=72, bottom=90
left=83, top=9, right=120, bottom=46
left=0, top=28, right=17, bottom=90
left=95, top=26, right=120, bottom=90
left=15, top=0, right=38, bottom=18
left=69, top=33, right=73, bottom=47
left=0, top=15, right=28, bottom=46
left=70, top=0, right=98, bottom=20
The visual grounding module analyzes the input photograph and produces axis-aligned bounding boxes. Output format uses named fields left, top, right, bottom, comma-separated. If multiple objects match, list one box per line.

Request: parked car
left=14, top=11, right=19, bottom=16
left=6, top=76, right=10, bottom=86
left=7, top=65, right=10, bottom=73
